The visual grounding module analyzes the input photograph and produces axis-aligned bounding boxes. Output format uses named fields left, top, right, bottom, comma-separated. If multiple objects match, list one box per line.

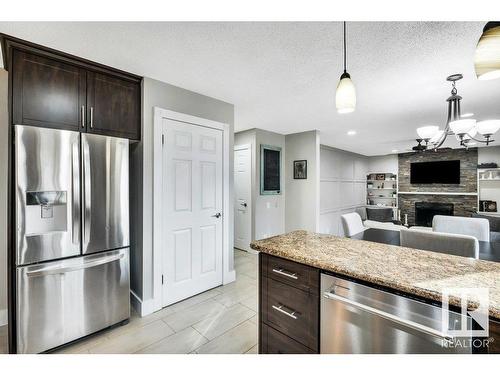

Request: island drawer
left=260, top=323, right=315, bottom=354
left=262, top=254, right=319, bottom=294
left=261, top=276, right=319, bottom=351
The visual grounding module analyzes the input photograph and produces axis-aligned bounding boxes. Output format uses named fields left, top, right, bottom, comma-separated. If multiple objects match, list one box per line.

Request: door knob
left=240, top=202, right=247, bottom=207
left=212, top=212, right=221, bottom=218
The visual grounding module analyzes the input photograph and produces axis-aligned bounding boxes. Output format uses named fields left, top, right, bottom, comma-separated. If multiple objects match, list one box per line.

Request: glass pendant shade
left=416, top=125, right=439, bottom=140
left=475, top=23, right=500, bottom=80
left=430, top=129, right=444, bottom=144
left=449, top=119, right=476, bottom=135
left=460, top=126, right=478, bottom=141
left=476, top=120, right=500, bottom=135
left=336, top=73, right=356, bottom=114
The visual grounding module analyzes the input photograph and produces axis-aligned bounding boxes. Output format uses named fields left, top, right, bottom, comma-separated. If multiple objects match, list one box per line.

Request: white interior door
left=162, top=119, right=223, bottom=306
left=234, top=146, right=252, bottom=251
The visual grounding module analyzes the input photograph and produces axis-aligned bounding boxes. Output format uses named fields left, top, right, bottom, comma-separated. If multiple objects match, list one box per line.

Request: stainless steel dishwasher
left=320, top=273, right=473, bottom=354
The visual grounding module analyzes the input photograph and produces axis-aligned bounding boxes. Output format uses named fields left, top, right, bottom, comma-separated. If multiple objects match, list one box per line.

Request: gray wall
left=319, top=145, right=368, bottom=236
left=285, top=130, right=320, bottom=232
left=368, top=154, right=398, bottom=174
left=478, top=146, right=500, bottom=165
left=0, top=69, right=7, bottom=325
left=255, top=129, right=286, bottom=239
left=131, top=77, right=235, bottom=302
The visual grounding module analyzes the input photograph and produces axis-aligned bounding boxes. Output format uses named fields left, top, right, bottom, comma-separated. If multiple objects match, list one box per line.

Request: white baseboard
left=130, top=291, right=158, bottom=317
left=0, top=309, right=7, bottom=326
left=223, top=269, right=236, bottom=285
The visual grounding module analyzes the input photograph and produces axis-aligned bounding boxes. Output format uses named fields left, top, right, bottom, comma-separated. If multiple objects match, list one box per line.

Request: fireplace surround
left=415, top=202, right=454, bottom=227
left=397, top=148, right=478, bottom=226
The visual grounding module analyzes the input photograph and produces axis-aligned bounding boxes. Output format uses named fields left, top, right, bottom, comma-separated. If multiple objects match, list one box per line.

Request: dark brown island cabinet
left=259, top=253, right=500, bottom=354
left=259, top=253, right=320, bottom=353
left=1, top=34, right=142, bottom=140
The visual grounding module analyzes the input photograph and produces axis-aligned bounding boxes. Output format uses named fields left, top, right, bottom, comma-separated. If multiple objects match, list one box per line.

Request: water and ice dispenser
left=25, top=191, right=68, bottom=235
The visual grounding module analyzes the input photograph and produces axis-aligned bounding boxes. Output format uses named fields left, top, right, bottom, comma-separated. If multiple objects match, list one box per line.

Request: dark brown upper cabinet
left=86, top=72, right=140, bottom=140
left=12, top=50, right=86, bottom=131
left=1, top=34, right=142, bottom=141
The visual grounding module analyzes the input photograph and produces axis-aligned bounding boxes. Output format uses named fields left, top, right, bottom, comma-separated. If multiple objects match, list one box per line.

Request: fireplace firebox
left=415, top=202, right=454, bottom=227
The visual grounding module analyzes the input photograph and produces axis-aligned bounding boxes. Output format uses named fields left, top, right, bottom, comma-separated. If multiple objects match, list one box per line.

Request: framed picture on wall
left=293, top=160, right=307, bottom=179
left=260, top=145, right=281, bottom=195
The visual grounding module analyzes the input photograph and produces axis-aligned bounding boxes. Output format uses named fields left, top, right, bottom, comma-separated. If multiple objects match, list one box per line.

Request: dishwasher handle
left=323, top=291, right=453, bottom=341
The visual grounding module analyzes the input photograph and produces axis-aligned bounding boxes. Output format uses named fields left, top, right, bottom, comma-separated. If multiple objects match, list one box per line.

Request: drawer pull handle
left=272, top=304, right=298, bottom=320
left=272, top=268, right=298, bottom=280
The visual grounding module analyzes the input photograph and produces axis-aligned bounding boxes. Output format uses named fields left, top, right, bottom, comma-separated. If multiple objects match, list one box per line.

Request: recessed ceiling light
left=391, top=149, right=398, bottom=153
left=347, top=130, right=356, bottom=136
left=461, top=113, right=474, bottom=118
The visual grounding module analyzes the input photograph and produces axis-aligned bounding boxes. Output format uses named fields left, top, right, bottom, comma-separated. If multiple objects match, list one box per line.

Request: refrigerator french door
left=14, top=125, right=130, bottom=354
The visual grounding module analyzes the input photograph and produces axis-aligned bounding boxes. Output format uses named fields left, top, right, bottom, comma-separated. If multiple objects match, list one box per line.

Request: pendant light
left=336, top=21, right=356, bottom=113
left=475, top=21, right=500, bottom=80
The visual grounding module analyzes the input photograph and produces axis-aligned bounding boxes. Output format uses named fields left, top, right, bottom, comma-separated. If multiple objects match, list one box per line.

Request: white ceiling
left=1, top=22, right=499, bottom=156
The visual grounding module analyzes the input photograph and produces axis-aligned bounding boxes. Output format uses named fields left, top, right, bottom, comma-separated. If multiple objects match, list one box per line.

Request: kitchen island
left=251, top=230, right=500, bottom=354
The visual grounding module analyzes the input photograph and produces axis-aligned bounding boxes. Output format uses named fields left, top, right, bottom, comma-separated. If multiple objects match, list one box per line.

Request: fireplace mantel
left=398, top=191, right=477, bottom=196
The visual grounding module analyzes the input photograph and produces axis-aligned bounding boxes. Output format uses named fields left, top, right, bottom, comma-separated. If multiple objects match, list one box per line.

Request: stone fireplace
left=415, top=202, right=454, bottom=227
left=397, top=148, right=478, bottom=226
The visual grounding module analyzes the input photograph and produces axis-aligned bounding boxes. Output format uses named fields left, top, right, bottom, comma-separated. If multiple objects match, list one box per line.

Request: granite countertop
left=250, top=230, right=500, bottom=319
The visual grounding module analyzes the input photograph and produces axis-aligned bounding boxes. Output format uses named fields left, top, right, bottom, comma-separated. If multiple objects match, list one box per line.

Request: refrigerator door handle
left=82, top=138, right=92, bottom=248
left=25, top=253, right=125, bottom=278
left=71, top=139, right=80, bottom=245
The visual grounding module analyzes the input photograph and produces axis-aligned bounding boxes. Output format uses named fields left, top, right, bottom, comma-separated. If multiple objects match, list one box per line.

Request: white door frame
left=152, top=107, right=235, bottom=312
left=233, top=144, right=253, bottom=251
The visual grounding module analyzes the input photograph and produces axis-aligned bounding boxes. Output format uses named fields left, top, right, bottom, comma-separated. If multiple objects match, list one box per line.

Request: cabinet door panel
left=260, top=323, right=315, bottom=354
left=87, top=72, right=140, bottom=140
left=12, top=50, right=85, bottom=131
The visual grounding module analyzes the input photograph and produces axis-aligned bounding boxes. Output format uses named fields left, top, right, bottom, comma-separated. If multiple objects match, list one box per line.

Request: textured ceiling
left=1, top=22, right=498, bottom=156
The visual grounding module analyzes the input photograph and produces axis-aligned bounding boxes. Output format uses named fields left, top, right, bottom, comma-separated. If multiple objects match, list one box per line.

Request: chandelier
left=414, top=74, right=500, bottom=151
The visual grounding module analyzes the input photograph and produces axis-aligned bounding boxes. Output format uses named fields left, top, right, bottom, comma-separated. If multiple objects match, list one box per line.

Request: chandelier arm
left=467, top=136, right=490, bottom=144
left=433, top=123, right=450, bottom=149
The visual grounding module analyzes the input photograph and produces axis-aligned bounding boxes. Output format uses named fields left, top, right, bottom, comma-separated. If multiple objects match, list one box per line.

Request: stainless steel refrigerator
left=14, top=125, right=130, bottom=354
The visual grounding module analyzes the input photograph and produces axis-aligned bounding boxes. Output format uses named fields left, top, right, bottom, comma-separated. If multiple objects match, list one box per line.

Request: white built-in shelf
left=398, top=191, right=477, bottom=196
left=477, top=211, right=500, bottom=217
left=366, top=204, right=398, bottom=208
left=366, top=173, right=398, bottom=216
left=478, top=168, right=500, bottom=215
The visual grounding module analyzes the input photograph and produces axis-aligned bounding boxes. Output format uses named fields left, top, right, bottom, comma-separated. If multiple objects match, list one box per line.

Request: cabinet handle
left=272, top=304, right=298, bottom=320
left=81, top=106, right=85, bottom=128
left=90, top=107, right=94, bottom=129
left=272, top=268, right=298, bottom=280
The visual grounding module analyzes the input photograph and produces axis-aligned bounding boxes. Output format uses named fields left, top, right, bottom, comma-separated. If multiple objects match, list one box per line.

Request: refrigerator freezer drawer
left=16, top=248, right=130, bottom=354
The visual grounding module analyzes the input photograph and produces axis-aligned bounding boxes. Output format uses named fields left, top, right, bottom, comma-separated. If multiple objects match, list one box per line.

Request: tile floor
left=0, top=249, right=259, bottom=354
